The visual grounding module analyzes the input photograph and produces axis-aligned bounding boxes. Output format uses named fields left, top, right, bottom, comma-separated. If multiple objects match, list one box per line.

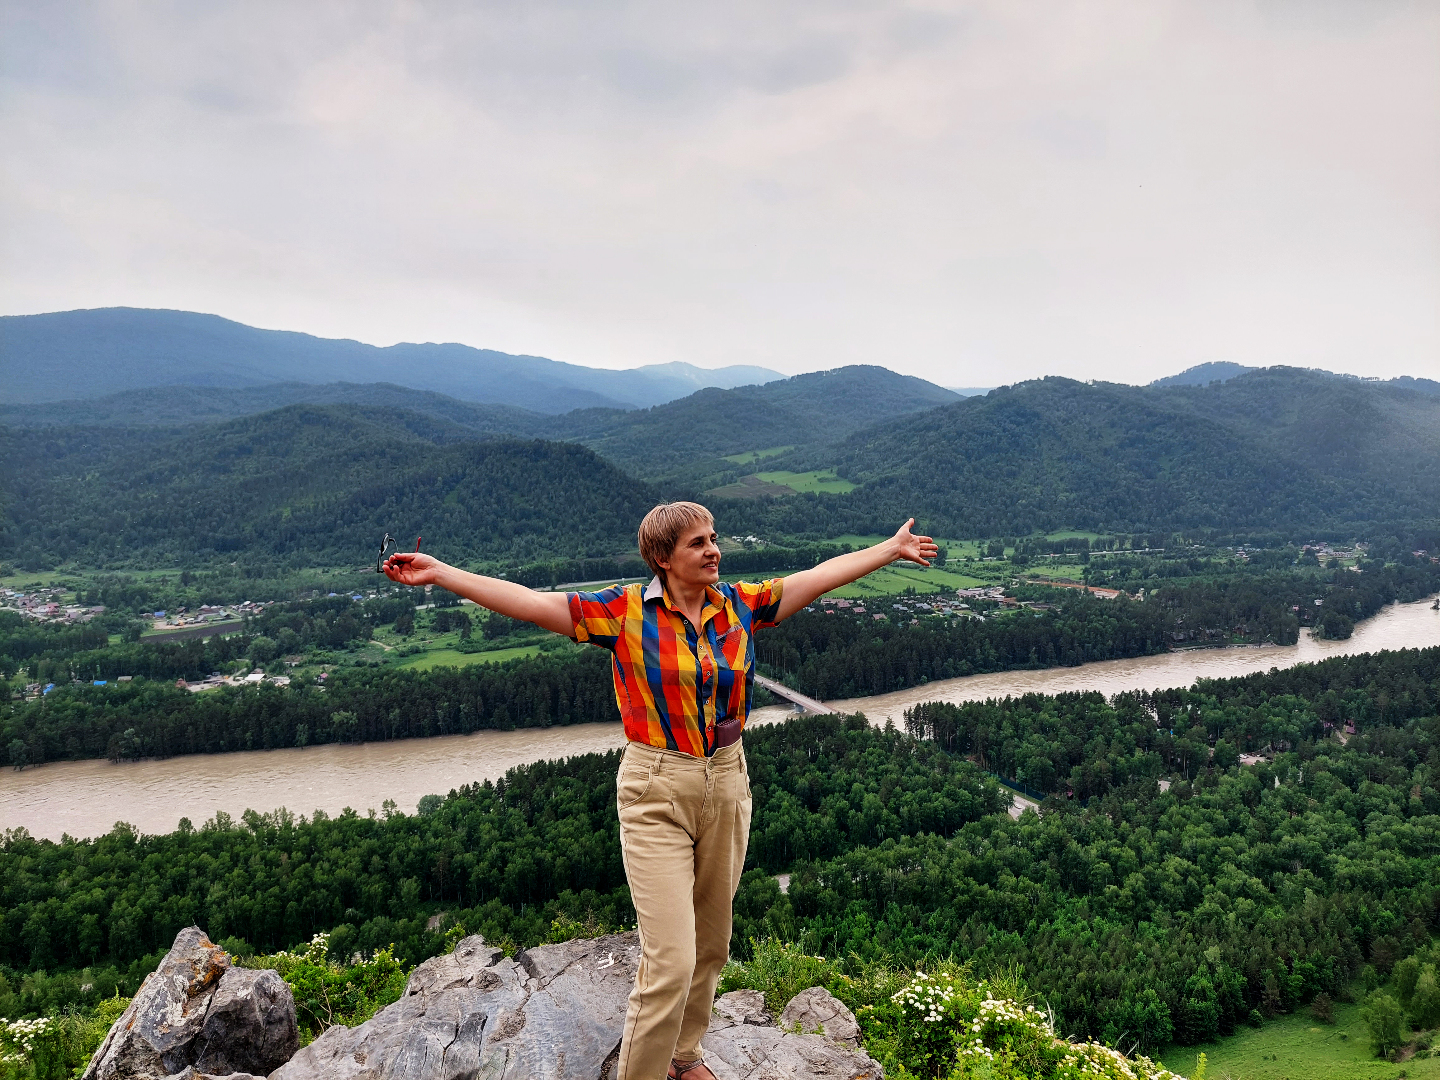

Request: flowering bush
left=0, top=994, right=132, bottom=1080
left=857, top=972, right=1185, bottom=1080
left=1, top=1018, right=55, bottom=1069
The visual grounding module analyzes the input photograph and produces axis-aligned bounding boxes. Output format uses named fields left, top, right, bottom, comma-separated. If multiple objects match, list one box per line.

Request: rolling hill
left=721, top=368, right=1440, bottom=538
left=0, top=405, right=657, bottom=569
left=544, top=366, right=961, bottom=482
left=0, top=308, right=782, bottom=412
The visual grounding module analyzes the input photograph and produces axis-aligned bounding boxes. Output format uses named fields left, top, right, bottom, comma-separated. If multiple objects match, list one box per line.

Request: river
left=4, top=597, right=1437, bottom=842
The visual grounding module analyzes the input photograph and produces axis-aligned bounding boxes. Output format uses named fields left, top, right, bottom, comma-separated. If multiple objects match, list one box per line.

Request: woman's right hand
left=382, top=551, right=445, bottom=587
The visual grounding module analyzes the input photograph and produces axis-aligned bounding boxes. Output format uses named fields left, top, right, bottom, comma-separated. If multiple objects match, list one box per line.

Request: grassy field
left=1158, top=1003, right=1437, bottom=1080
left=395, top=645, right=543, bottom=670
left=826, top=563, right=989, bottom=599
left=722, top=445, right=794, bottom=464
left=753, top=470, right=857, bottom=494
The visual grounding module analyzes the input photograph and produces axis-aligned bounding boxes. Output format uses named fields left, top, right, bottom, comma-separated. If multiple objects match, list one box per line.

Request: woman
left=383, top=503, right=937, bottom=1080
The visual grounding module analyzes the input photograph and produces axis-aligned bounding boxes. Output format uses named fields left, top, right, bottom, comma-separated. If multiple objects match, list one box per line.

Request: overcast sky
left=2, top=1, right=1437, bottom=385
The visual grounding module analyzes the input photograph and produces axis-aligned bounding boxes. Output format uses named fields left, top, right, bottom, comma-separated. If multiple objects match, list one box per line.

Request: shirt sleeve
left=566, top=585, right=629, bottom=650
left=733, top=578, right=785, bottom=631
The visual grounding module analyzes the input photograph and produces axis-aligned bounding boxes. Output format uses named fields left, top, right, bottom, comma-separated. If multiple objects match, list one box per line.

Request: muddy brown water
left=4, top=598, right=1437, bottom=841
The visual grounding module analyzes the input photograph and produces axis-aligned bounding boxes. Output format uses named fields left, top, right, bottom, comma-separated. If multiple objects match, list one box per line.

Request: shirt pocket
left=617, top=764, right=653, bottom=809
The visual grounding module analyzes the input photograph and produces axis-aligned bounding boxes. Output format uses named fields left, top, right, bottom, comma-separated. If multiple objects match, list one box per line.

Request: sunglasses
left=368, top=534, right=421, bottom=573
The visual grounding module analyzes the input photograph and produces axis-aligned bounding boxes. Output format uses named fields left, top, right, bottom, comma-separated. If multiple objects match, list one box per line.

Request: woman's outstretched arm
left=774, top=519, right=939, bottom=622
left=381, top=553, right=575, bottom=636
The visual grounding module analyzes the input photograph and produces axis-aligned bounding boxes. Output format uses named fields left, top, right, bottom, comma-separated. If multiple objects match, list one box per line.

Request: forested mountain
left=735, top=368, right=1440, bottom=538
left=1, top=405, right=656, bottom=568
left=547, top=365, right=960, bottom=481
left=6, top=364, right=1440, bottom=572
left=0, top=308, right=781, bottom=411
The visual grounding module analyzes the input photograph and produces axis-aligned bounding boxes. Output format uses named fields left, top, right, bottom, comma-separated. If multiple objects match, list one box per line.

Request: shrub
left=857, top=972, right=1184, bottom=1080
left=0, top=998, right=129, bottom=1080
left=722, top=944, right=1182, bottom=1080
left=242, top=933, right=408, bottom=1044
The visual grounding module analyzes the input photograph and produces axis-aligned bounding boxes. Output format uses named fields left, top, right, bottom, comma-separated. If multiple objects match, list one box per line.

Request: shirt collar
left=643, top=575, right=728, bottom=624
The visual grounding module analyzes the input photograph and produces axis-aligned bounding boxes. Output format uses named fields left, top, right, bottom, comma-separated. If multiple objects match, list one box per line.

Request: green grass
left=826, top=564, right=988, bottom=599
left=395, top=645, right=542, bottom=670
left=1159, top=1003, right=1439, bottom=1080
left=754, top=470, right=857, bottom=494
left=722, top=445, right=794, bottom=464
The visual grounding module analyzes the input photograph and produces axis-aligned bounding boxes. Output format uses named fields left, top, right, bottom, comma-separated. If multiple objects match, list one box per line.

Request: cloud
left=2, top=0, right=1436, bottom=384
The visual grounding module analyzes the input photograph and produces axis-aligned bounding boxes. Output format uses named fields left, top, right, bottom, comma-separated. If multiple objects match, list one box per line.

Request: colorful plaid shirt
left=568, top=575, right=785, bottom=757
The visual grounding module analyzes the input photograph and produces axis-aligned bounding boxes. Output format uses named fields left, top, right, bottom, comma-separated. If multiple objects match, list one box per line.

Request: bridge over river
left=752, top=674, right=833, bottom=715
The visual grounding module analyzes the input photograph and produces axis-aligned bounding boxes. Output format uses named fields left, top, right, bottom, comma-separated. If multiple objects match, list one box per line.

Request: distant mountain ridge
left=0, top=381, right=546, bottom=431
left=0, top=307, right=783, bottom=412
left=1150, top=362, right=1256, bottom=387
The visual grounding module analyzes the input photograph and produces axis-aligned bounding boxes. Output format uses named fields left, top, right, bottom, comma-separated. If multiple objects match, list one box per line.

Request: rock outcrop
left=87, top=927, right=877, bottom=1079
left=705, top=989, right=878, bottom=1080
left=273, top=933, right=883, bottom=1080
left=778, top=986, right=862, bottom=1047
left=82, top=927, right=298, bottom=1080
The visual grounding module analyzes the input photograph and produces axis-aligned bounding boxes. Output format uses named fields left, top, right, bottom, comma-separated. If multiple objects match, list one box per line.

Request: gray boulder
left=778, top=987, right=862, bottom=1047
left=712, top=989, right=772, bottom=1028
left=82, top=927, right=298, bottom=1080
left=272, top=933, right=640, bottom=1080
left=703, top=990, right=880, bottom=1080
left=273, top=934, right=881, bottom=1080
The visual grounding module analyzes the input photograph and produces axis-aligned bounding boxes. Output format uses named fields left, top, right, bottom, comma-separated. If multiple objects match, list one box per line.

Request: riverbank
left=3, top=596, right=1436, bottom=842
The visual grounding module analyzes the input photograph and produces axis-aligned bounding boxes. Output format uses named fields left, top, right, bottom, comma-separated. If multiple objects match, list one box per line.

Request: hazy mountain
left=0, top=381, right=545, bottom=432
left=1150, top=361, right=1257, bottom=387
left=0, top=308, right=783, bottom=412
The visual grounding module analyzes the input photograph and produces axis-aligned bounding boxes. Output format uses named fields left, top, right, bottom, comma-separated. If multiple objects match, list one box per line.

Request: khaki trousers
left=615, top=738, right=752, bottom=1080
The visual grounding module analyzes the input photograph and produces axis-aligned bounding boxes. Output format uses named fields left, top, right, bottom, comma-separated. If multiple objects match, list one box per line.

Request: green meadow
left=1159, top=1004, right=1438, bottom=1080
left=395, top=644, right=543, bottom=670
left=722, top=445, right=794, bottom=464
left=753, top=469, right=857, bottom=494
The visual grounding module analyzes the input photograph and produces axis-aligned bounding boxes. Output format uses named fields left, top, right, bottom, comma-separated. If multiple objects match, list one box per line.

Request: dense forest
left=4, top=649, right=1439, bottom=1055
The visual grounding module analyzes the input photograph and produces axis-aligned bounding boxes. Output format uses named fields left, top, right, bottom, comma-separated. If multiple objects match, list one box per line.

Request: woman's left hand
left=893, top=518, right=940, bottom=567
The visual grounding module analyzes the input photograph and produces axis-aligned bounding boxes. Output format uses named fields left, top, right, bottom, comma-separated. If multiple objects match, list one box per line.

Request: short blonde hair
left=638, top=502, right=714, bottom=576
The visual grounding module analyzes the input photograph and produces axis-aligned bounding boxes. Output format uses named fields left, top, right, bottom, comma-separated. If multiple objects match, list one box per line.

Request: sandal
left=668, top=1059, right=713, bottom=1079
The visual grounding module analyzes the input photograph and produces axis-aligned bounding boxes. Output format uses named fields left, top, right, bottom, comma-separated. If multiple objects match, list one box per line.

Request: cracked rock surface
left=702, top=990, right=881, bottom=1080
left=778, top=987, right=862, bottom=1048
left=81, top=927, right=298, bottom=1080
left=272, top=933, right=641, bottom=1080
left=274, top=934, right=881, bottom=1080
